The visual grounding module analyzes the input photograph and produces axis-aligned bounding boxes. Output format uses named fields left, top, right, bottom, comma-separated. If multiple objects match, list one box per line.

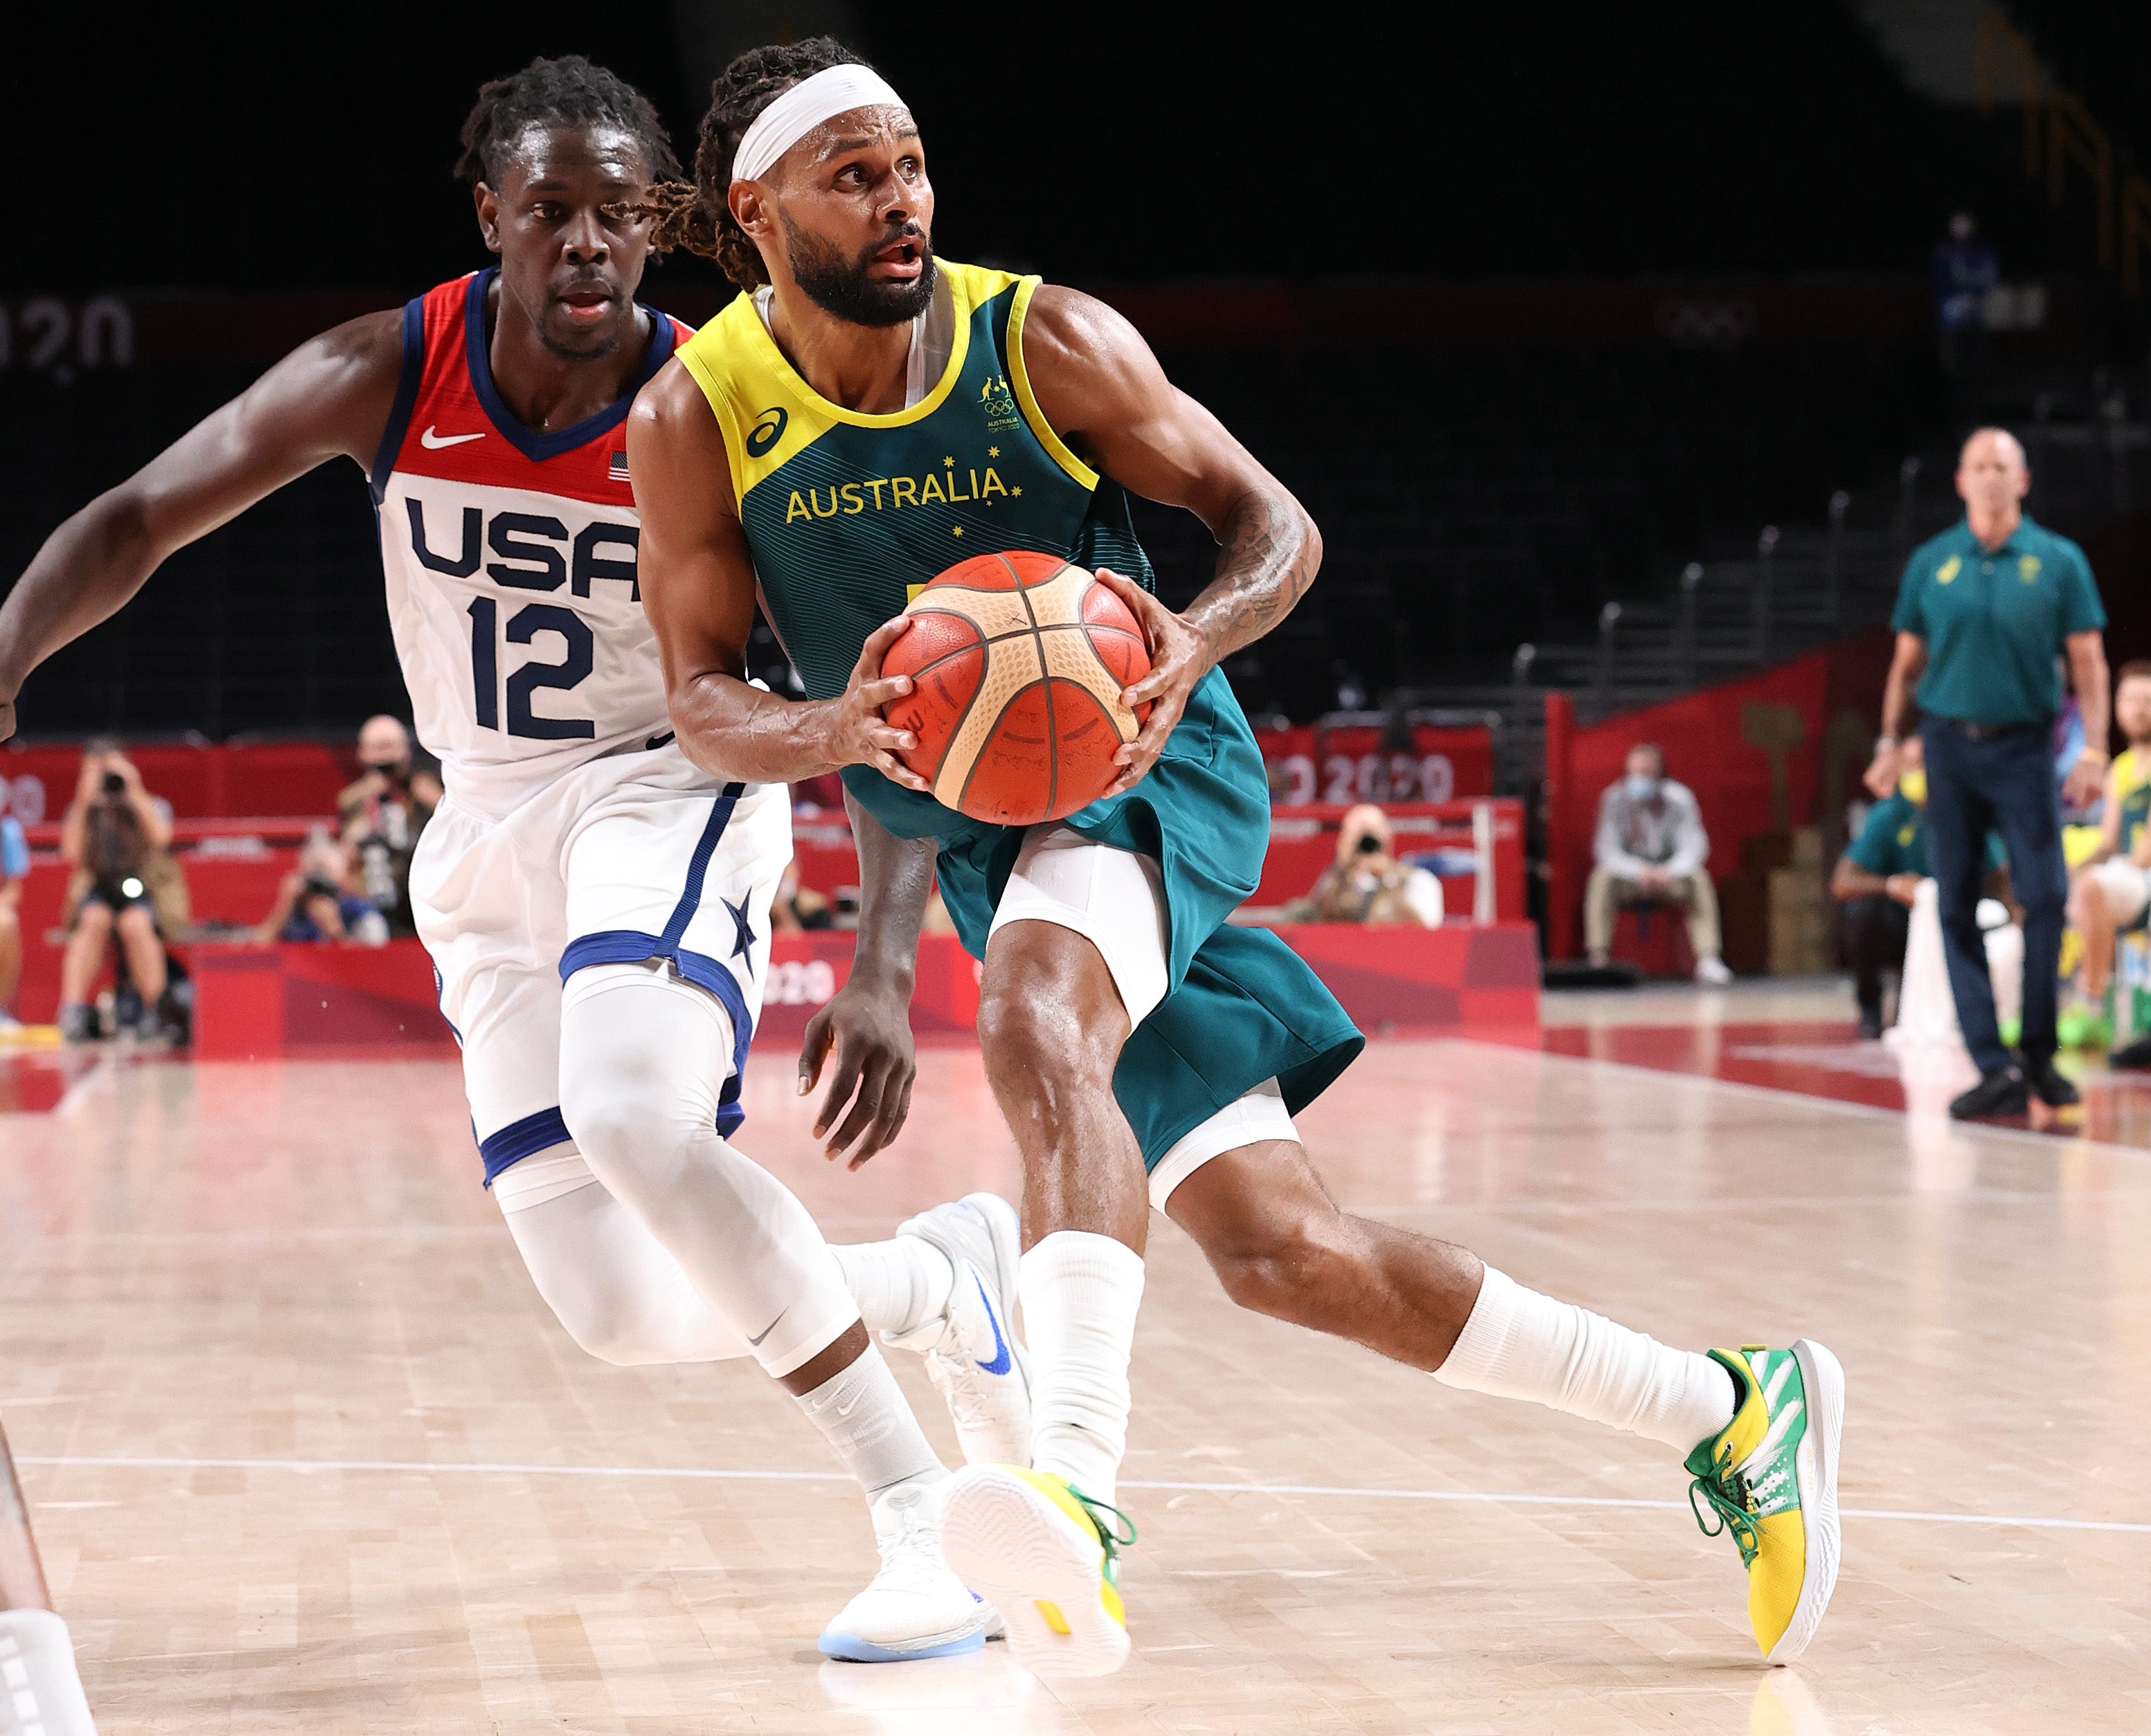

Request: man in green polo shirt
left=1865, top=427, right=2109, bottom=1118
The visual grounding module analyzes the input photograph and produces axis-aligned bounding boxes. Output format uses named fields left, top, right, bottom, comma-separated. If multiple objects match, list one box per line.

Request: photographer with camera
left=335, top=715, right=440, bottom=940
left=253, top=826, right=389, bottom=946
left=55, top=740, right=181, bottom=1041
left=1284, top=803, right=1445, bottom=927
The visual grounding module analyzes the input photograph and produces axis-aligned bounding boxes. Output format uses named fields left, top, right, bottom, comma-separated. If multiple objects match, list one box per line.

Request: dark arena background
left=6, top=4, right=2151, bottom=1732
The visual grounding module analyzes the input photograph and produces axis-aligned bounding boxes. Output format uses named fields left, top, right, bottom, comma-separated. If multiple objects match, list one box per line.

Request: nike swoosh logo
left=972, top=1273, right=1012, bottom=1376
left=747, top=1307, right=787, bottom=1348
left=420, top=425, right=486, bottom=449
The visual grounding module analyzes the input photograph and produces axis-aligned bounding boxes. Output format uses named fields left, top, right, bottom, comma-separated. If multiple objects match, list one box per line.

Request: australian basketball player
left=0, top=56, right=1037, bottom=1663
left=630, top=39, right=1847, bottom=1678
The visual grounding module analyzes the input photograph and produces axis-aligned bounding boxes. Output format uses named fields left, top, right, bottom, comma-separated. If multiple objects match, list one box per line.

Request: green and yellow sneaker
left=1684, top=1340, right=1845, bottom=1663
left=940, top=1464, right=1135, bottom=1678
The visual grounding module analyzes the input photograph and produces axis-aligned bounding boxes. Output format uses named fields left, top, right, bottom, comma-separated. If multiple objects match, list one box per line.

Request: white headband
left=731, top=64, right=909, bottom=185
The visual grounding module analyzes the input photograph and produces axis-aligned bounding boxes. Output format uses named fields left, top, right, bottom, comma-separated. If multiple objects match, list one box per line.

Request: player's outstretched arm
left=630, top=365, right=930, bottom=791
left=0, top=312, right=406, bottom=744
left=1021, top=285, right=1323, bottom=793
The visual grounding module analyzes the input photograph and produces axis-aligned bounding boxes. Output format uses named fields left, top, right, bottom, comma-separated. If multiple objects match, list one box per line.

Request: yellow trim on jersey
left=673, top=261, right=1030, bottom=507
left=2114, top=745, right=2151, bottom=796
left=1005, top=277, right=1100, bottom=492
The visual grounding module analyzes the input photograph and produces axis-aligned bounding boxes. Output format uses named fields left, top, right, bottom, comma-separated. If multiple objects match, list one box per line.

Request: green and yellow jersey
left=674, top=261, right=1364, bottom=1167
left=2112, top=746, right=2151, bottom=857
left=677, top=260, right=1152, bottom=843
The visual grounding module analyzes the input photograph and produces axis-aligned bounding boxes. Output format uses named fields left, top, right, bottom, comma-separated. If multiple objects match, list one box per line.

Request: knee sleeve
left=499, top=1144, right=752, bottom=1367
left=556, top=963, right=859, bottom=1377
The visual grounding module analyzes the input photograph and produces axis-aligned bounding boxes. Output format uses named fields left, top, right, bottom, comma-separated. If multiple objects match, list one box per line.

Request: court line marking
left=1460, top=1040, right=2151, bottom=1165
left=51, top=1054, right=119, bottom=1118
left=19, top=1456, right=2148, bottom=1535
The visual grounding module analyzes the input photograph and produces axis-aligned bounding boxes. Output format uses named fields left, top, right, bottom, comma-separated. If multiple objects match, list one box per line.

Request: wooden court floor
left=6, top=1032, right=2150, bottom=1733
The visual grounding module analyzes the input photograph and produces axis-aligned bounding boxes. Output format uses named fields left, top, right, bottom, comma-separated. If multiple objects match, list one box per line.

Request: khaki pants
left=1585, top=867, right=1721, bottom=961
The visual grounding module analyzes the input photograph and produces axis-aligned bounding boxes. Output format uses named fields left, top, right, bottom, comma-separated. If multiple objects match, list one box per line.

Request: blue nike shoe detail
left=818, top=1627, right=987, bottom=1663
left=973, top=1271, right=1012, bottom=1375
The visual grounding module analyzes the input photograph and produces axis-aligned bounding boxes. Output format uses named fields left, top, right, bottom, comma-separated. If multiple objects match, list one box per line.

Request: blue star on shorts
left=724, top=895, right=757, bottom=974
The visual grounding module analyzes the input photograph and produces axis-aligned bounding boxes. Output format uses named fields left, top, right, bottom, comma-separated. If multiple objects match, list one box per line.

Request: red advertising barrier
left=1256, top=719, right=1492, bottom=806
left=186, top=924, right=1539, bottom=1059
left=1541, top=630, right=1894, bottom=959
left=0, top=740, right=355, bottom=826
left=8, top=848, right=301, bottom=1024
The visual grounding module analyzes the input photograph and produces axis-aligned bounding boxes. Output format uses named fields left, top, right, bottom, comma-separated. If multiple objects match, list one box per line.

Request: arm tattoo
left=1183, top=487, right=1319, bottom=660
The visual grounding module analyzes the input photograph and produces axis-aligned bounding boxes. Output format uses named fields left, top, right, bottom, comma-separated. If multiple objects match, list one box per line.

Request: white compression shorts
left=986, top=823, right=1301, bottom=1210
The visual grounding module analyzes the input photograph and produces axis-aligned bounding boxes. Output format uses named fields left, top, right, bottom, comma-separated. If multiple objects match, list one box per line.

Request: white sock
left=794, top=1345, right=949, bottom=1502
left=1019, top=1231, right=1145, bottom=1507
left=1433, top=1266, right=1737, bottom=1453
left=0, top=1608, right=98, bottom=1736
left=830, top=1237, right=956, bottom=1339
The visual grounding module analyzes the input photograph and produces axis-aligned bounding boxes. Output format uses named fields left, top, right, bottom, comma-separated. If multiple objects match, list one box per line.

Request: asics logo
left=420, top=425, right=487, bottom=449
left=745, top=406, right=787, bottom=458
left=972, top=1273, right=1012, bottom=1376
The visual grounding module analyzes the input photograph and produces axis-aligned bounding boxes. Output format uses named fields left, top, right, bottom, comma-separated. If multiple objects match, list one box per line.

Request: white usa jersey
left=370, top=269, right=688, bottom=815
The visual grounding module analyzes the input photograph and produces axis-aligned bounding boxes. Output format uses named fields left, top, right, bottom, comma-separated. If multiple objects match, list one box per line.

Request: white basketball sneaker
left=884, top=1193, right=1033, bottom=1467
left=819, top=1480, right=999, bottom=1662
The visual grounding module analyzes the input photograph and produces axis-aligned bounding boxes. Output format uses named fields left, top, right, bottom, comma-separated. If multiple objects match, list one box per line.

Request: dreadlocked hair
left=456, top=55, right=681, bottom=188
left=641, top=37, right=871, bottom=288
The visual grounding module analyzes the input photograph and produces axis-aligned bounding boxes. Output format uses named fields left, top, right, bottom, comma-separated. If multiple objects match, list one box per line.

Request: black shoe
left=2110, top=1035, right=2151, bottom=1071
left=1950, top=1064, right=2028, bottom=1120
left=2026, top=1059, right=2080, bottom=1107
left=1856, top=1010, right=1884, bottom=1041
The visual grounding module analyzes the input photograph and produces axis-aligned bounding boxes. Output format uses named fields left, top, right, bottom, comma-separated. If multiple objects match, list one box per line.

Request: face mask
left=1899, top=769, right=1927, bottom=807
left=1625, top=774, right=1659, bottom=801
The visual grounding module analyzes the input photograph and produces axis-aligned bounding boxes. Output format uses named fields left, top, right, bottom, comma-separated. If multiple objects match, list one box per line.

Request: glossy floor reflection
left=6, top=1032, right=2149, bottom=1733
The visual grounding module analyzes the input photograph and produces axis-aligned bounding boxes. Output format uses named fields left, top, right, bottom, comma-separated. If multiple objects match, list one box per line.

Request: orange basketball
left=880, top=551, right=1153, bottom=825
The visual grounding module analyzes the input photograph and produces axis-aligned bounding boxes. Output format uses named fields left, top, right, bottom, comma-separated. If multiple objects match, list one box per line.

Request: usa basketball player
left=0, top=57, right=1033, bottom=1663
left=629, top=38, right=1846, bottom=1678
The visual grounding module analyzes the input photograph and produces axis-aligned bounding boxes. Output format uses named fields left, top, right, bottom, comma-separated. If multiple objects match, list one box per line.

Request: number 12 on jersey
left=467, top=598, right=596, bottom=740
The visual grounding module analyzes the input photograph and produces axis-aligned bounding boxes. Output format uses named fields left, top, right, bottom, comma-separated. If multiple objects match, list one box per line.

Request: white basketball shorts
left=2090, top=857, right=2151, bottom=928
left=986, top=823, right=1301, bottom=1210
left=409, top=740, right=791, bottom=1186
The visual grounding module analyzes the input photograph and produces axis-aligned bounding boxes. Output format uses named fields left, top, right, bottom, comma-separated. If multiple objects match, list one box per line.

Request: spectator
left=1867, top=427, right=2109, bottom=1118
left=56, top=742, right=180, bottom=1042
left=337, top=715, right=440, bottom=938
left=0, top=808, right=26, bottom=1030
left=2064, top=660, right=2151, bottom=1055
left=1830, top=733, right=2007, bottom=1039
left=1933, top=211, right=1997, bottom=384
left=1284, top=803, right=1443, bottom=927
left=769, top=859, right=834, bottom=934
left=1585, top=744, right=1732, bottom=985
left=255, top=827, right=389, bottom=946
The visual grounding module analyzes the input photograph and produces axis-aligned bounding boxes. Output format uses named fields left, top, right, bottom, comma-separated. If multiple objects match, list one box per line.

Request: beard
left=781, top=213, right=937, bottom=328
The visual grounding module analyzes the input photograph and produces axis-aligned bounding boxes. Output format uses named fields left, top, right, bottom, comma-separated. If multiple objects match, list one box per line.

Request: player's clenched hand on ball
left=828, top=618, right=931, bottom=791
left=1094, top=568, right=1210, bottom=797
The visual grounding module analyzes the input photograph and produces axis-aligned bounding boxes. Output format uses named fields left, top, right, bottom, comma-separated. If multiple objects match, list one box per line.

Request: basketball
left=880, top=551, right=1152, bottom=824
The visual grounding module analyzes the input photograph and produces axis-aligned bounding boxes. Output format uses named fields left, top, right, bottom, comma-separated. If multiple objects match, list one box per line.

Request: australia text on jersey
left=776, top=456, right=1025, bottom=524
